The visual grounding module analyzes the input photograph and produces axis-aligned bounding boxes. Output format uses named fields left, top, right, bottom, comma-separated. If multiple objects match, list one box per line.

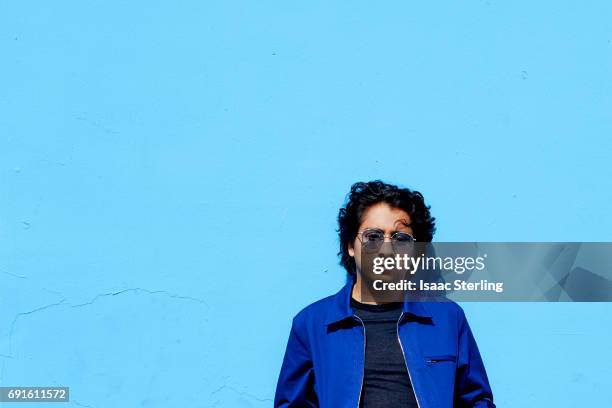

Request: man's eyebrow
left=393, top=219, right=412, bottom=229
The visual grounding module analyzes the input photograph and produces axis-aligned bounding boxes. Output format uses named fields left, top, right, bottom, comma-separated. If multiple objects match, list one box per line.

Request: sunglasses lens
left=394, top=232, right=414, bottom=243
left=362, top=230, right=384, bottom=251
left=392, top=233, right=415, bottom=251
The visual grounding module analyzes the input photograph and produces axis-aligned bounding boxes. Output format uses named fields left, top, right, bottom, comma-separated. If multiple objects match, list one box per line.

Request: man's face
left=348, top=202, right=414, bottom=277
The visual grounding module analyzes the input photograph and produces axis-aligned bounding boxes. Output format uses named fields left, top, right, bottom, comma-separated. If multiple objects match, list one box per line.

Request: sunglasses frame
left=356, top=228, right=416, bottom=252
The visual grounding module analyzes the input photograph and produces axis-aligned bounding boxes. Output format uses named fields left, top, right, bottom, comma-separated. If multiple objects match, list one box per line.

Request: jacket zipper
left=354, top=315, right=366, bottom=408
left=397, top=311, right=422, bottom=408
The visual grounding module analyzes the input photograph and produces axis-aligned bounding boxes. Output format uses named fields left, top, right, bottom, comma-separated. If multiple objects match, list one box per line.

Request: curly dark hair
left=337, top=180, right=436, bottom=277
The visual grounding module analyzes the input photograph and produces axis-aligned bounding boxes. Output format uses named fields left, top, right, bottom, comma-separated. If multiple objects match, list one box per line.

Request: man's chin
left=362, top=271, right=410, bottom=282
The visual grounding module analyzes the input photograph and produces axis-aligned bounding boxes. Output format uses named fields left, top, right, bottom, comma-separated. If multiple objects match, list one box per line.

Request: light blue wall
left=1, top=1, right=611, bottom=407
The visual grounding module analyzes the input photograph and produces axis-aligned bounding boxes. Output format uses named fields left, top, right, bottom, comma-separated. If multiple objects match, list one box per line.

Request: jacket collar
left=324, top=278, right=432, bottom=326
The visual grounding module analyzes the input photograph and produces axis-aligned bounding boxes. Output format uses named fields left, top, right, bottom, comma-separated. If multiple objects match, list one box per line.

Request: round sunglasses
left=356, top=228, right=416, bottom=252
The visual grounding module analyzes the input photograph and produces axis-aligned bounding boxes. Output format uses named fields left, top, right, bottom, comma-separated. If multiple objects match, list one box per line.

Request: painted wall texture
left=1, top=1, right=611, bottom=407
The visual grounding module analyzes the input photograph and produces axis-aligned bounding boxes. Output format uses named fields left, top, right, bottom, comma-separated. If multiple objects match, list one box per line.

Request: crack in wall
left=1, top=287, right=210, bottom=385
left=210, top=383, right=274, bottom=405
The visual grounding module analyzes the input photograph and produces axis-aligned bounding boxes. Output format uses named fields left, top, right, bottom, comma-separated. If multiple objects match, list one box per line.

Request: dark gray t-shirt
left=351, top=298, right=418, bottom=408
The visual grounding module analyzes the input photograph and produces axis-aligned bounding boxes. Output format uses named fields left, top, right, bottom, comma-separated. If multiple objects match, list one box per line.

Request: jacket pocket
left=424, top=354, right=457, bottom=364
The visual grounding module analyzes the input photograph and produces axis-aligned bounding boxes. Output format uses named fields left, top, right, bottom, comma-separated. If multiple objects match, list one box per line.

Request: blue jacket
left=275, top=280, right=495, bottom=407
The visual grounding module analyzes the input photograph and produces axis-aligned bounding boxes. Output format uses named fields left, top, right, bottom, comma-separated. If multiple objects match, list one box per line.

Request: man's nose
left=377, top=240, right=395, bottom=257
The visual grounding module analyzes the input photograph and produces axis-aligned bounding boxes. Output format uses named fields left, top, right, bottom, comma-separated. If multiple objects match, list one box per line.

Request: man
left=274, top=180, right=495, bottom=407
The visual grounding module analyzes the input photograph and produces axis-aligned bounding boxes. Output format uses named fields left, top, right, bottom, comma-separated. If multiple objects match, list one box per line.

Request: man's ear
left=348, top=242, right=355, bottom=257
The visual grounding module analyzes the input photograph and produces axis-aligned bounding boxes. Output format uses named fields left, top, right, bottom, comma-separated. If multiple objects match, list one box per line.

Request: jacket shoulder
left=292, top=291, right=337, bottom=326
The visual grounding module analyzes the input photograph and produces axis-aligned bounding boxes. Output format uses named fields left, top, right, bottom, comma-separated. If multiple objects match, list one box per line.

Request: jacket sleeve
left=274, top=316, right=319, bottom=407
left=455, top=307, right=496, bottom=408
